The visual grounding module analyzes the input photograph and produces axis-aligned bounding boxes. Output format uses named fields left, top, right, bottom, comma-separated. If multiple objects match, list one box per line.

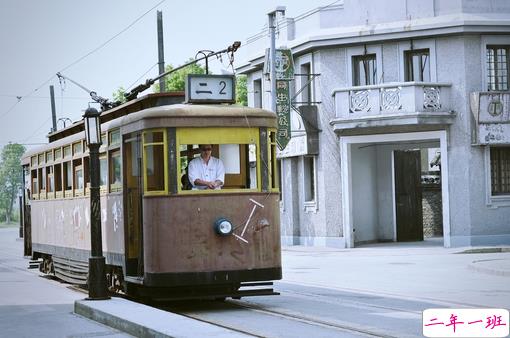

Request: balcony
left=470, top=91, right=510, bottom=145
left=330, top=82, right=455, bottom=135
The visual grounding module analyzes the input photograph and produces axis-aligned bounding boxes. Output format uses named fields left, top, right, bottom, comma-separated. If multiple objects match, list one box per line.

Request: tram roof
left=21, top=92, right=276, bottom=164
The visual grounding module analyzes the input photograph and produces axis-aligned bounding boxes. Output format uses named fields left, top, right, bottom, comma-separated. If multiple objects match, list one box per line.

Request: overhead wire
left=6, top=0, right=167, bottom=144
left=125, top=63, right=159, bottom=91
left=235, top=1, right=342, bottom=204
left=239, top=0, right=342, bottom=49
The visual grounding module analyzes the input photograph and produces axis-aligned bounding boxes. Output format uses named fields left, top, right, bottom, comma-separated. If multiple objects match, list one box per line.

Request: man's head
left=199, top=144, right=212, bottom=160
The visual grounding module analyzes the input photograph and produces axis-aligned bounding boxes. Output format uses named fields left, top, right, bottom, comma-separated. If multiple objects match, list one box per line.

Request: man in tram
left=188, top=144, right=225, bottom=190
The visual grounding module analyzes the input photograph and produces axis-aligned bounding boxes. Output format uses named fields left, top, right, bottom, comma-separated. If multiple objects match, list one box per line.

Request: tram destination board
left=185, top=74, right=235, bottom=104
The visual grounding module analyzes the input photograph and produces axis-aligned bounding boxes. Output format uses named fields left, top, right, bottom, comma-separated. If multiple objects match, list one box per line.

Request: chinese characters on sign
left=423, top=308, right=509, bottom=338
left=276, top=80, right=291, bottom=150
left=185, top=74, right=235, bottom=103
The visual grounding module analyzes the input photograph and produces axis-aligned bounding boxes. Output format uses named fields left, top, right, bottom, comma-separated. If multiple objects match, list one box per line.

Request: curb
left=75, top=297, right=249, bottom=338
left=467, top=259, right=510, bottom=277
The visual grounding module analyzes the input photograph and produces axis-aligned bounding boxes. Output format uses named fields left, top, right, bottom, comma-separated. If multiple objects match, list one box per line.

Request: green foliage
left=0, top=143, right=25, bottom=223
left=236, top=75, right=248, bottom=106
left=153, top=58, right=206, bottom=92
left=112, top=86, right=127, bottom=104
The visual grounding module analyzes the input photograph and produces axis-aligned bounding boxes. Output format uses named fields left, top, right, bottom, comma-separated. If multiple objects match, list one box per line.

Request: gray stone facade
left=237, top=0, right=510, bottom=248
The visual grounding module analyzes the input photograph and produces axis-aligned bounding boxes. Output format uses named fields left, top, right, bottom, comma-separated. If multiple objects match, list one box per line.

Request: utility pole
left=49, top=85, right=57, bottom=132
left=157, top=10, right=166, bottom=92
left=268, top=7, right=286, bottom=113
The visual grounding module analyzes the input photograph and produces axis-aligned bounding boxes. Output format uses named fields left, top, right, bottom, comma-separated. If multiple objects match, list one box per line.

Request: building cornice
left=237, top=14, right=510, bottom=74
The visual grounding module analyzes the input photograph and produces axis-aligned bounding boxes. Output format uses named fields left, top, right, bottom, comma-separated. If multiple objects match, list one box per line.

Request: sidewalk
left=281, top=240, right=510, bottom=308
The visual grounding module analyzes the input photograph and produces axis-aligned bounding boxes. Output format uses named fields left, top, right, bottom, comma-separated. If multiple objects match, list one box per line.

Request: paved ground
left=0, top=228, right=132, bottom=338
left=282, top=238, right=510, bottom=308
left=1, top=227, right=509, bottom=337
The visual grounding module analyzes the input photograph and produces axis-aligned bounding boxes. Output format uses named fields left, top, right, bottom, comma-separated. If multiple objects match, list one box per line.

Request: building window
left=353, top=54, right=377, bottom=86
left=304, top=156, right=316, bottom=203
left=490, top=147, right=510, bottom=195
left=253, top=79, right=262, bottom=108
left=405, top=49, right=430, bottom=82
left=301, top=63, right=312, bottom=104
left=487, top=45, right=509, bottom=91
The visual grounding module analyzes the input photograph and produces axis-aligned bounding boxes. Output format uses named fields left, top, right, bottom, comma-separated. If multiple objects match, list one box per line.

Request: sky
left=0, top=0, right=333, bottom=150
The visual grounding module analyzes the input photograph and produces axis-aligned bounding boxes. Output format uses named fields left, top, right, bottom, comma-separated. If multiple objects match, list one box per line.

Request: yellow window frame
left=268, top=128, right=280, bottom=192
left=176, top=127, right=261, bottom=194
left=142, top=129, right=168, bottom=195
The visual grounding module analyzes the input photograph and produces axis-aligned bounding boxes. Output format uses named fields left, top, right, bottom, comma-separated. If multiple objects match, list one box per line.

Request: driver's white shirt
left=188, top=156, right=225, bottom=190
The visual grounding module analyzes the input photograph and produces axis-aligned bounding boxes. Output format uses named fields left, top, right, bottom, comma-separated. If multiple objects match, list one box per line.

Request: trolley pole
left=83, top=107, right=109, bottom=300
left=268, top=7, right=285, bottom=113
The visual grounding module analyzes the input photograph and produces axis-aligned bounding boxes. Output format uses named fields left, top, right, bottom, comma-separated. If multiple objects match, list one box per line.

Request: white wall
left=351, top=145, right=378, bottom=243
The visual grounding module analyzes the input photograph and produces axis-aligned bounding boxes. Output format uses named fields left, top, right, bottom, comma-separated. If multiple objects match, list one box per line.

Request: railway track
left=156, top=287, right=426, bottom=338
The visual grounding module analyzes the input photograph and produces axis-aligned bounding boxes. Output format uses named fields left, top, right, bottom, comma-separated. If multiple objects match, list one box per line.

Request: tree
left=153, top=59, right=206, bottom=92
left=236, top=74, right=248, bottom=106
left=112, top=86, right=127, bottom=104
left=0, top=143, right=25, bottom=223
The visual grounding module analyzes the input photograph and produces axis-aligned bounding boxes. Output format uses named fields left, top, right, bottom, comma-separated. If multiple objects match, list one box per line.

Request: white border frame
left=340, top=130, right=450, bottom=248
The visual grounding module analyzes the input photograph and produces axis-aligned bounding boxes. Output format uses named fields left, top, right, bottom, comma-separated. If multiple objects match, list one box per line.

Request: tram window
left=74, top=159, right=84, bottom=195
left=143, top=130, right=167, bottom=194
left=110, top=150, right=122, bottom=192
left=109, top=129, right=120, bottom=146
left=54, top=163, right=62, bottom=194
left=75, top=167, right=84, bottom=190
left=99, top=155, right=107, bottom=187
left=38, top=154, right=44, bottom=165
left=83, top=157, right=90, bottom=193
left=73, top=142, right=82, bottom=155
left=269, top=131, right=279, bottom=191
left=101, top=133, right=107, bottom=146
left=38, top=168, right=46, bottom=191
left=31, top=156, right=37, bottom=167
left=63, top=145, right=71, bottom=158
left=31, top=169, right=38, bottom=198
left=54, top=148, right=62, bottom=160
left=46, top=151, right=53, bottom=163
left=63, top=162, right=72, bottom=191
left=178, top=143, right=258, bottom=191
left=47, top=166, right=54, bottom=193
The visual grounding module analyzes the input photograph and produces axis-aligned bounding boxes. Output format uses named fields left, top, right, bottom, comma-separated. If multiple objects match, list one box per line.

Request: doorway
left=340, top=131, right=451, bottom=248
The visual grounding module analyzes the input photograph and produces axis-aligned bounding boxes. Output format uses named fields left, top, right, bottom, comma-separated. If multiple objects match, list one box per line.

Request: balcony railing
left=332, top=82, right=452, bottom=118
left=330, top=82, right=454, bottom=134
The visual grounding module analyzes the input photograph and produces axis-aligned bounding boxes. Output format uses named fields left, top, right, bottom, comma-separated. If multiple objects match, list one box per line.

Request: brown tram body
left=21, top=93, right=282, bottom=299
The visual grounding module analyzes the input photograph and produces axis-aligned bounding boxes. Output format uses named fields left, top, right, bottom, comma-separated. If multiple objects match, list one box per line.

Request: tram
left=21, top=89, right=282, bottom=299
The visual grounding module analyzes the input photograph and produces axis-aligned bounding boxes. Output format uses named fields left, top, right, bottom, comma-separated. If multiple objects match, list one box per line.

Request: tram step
left=240, top=281, right=274, bottom=287
left=28, top=259, right=42, bottom=269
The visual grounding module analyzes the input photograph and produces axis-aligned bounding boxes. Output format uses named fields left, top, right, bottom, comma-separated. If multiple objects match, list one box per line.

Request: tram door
left=124, top=134, right=144, bottom=277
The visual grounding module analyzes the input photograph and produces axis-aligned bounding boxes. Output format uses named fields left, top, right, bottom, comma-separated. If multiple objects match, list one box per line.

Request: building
left=236, top=0, right=510, bottom=248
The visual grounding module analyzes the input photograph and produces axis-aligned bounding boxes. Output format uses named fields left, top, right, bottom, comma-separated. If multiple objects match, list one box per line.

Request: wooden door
left=124, top=134, right=144, bottom=276
left=394, top=150, right=423, bottom=242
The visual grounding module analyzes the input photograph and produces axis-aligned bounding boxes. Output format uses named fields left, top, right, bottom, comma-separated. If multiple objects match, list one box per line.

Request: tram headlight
left=214, top=218, right=233, bottom=236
